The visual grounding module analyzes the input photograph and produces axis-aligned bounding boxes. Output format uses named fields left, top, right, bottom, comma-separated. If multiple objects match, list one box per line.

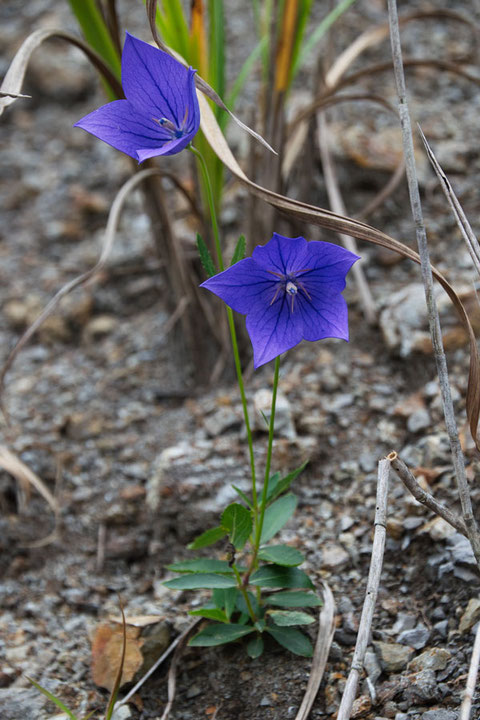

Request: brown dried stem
left=388, top=452, right=468, bottom=537
left=337, top=458, right=390, bottom=720
left=387, top=0, right=480, bottom=570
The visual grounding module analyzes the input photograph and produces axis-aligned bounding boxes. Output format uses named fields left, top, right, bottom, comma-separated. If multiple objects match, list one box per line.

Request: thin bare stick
left=337, top=458, right=390, bottom=720
left=387, top=0, right=480, bottom=570
left=460, top=622, right=480, bottom=720
left=317, top=113, right=376, bottom=323
left=388, top=452, right=468, bottom=537
left=116, top=618, right=202, bottom=708
left=419, top=127, right=480, bottom=278
left=294, top=582, right=336, bottom=720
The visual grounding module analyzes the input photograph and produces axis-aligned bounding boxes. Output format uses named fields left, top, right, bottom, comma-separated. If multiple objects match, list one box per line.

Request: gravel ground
left=1, top=2, right=480, bottom=719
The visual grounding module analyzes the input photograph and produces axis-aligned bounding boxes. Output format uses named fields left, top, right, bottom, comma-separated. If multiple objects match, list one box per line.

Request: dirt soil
left=1, top=1, right=480, bottom=719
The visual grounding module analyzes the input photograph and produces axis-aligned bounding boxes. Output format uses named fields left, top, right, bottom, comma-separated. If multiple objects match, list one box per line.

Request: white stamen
left=286, top=281, right=298, bottom=295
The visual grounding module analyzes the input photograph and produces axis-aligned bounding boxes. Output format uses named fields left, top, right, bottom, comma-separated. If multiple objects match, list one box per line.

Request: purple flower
left=75, top=33, right=200, bottom=162
left=201, top=233, right=359, bottom=368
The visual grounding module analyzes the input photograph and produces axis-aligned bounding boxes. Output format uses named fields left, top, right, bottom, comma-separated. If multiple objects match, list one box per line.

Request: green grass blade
left=155, top=0, right=190, bottom=61
left=294, top=0, right=357, bottom=77
left=208, top=0, right=225, bottom=118
left=67, top=0, right=121, bottom=98
left=224, top=37, right=266, bottom=125
left=25, top=677, right=78, bottom=720
left=289, top=0, right=314, bottom=87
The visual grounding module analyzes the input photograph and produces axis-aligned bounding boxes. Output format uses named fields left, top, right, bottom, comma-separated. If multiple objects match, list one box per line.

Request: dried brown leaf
left=91, top=623, right=143, bottom=692
left=0, top=445, right=58, bottom=513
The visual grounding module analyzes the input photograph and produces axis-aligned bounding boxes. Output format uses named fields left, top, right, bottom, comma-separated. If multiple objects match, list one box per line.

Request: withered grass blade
left=0, top=28, right=123, bottom=118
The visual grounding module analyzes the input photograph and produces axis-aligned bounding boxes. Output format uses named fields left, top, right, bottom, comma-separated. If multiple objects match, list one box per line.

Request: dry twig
left=388, top=452, right=468, bottom=537
left=337, top=458, right=390, bottom=720
left=460, top=622, right=480, bottom=720
left=387, top=0, right=480, bottom=570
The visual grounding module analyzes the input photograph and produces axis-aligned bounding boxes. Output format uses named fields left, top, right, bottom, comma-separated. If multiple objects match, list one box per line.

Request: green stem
left=189, top=144, right=258, bottom=519
left=255, top=355, right=281, bottom=549
left=243, top=356, right=281, bottom=587
left=232, top=565, right=257, bottom=623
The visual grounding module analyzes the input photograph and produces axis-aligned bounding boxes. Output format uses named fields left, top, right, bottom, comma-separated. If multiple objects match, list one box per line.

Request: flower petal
left=136, top=132, right=195, bottom=161
left=74, top=99, right=169, bottom=160
left=252, top=234, right=308, bottom=275
left=122, top=33, right=199, bottom=133
left=296, top=241, right=360, bottom=290
left=200, top=258, right=277, bottom=314
left=296, top=289, right=349, bottom=341
left=246, top=294, right=304, bottom=368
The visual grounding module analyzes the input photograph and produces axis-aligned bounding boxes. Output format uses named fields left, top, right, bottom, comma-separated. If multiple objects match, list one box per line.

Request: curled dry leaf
left=0, top=445, right=58, bottom=513
left=0, top=29, right=123, bottom=119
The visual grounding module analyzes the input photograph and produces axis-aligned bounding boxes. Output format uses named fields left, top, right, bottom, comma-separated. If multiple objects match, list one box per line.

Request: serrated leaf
left=189, top=607, right=229, bottom=623
left=258, top=544, right=304, bottom=567
left=231, top=484, right=252, bottom=508
left=266, top=461, right=308, bottom=504
left=187, top=526, right=226, bottom=550
left=269, top=610, right=315, bottom=626
left=213, top=587, right=238, bottom=619
left=249, top=565, right=314, bottom=589
left=265, top=591, right=323, bottom=608
left=163, top=573, right=237, bottom=590
left=196, top=232, right=216, bottom=278
left=230, top=234, right=246, bottom=265
left=189, top=623, right=255, bottom=647
left=221, top=503, right=252, bottom=550
left=266, top=626, right=313, bottom=657
left=167, top=558, right=233, bottom=574
left=260, top=493, right=297, bottom=543
left=247, top=633, right=264, bottom=658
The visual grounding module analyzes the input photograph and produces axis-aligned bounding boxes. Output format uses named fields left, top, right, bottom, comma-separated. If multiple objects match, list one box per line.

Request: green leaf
left=269, top=610, right=315, bottom=626
left=258, top=544, right=304, bottom=567
left=196, top=233, right=216, bottom=278
left=265, top=591, right=323, bottom=608
left=247, top=633, right=264, bottom=659
left=266, top=461, right=308, bottom=504
left=164, top=573, right=237, bottom=590
left=187, top=526, right=226, bottom=550
left=213, top=587, right=238, bottom=619
left=266, top=626, right=313, bottom=657
left=221, top=503, right=252, bottom=550
left=189, top=623, right=255, bottom=647
left=260, top=493, right=297, bottom=543
left=231, top=485, right=252, bottom=508
left=25, top=677, right=78, bottom=720
left=189, top=607, right=229, bottom=623
left=250, top=565, right=314, bottom=589
left=167, top=558, right=233, bottom=574
left=230, top=235, right=246, bottom=266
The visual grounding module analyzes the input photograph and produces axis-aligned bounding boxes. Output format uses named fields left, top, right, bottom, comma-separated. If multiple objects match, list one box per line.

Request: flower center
left=153, top=108, right=189, bottom=140
left=285, top=281, right=298, bottom=296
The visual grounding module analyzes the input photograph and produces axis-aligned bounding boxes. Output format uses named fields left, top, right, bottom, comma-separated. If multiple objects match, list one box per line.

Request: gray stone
left=407, top=409, right=431, bottom=433
left=364, top=648, right=382, bottom=683
left=111, top=706, right=133, bottom=720
left=447, top=533, right=477, bottom=567
left=0, top=689, right=47, bottom=720
left=373, top=641, right=415, bottom=672
left=402, top=669, right=440, bottom=704
left=458, top=598, right=480, bottom=633
left=408, top=648, right=451, bottom=672
left=421, top=711, right=458, bottom=720
left=321, top=544, right=350, bottom=571
left=397, top=623, right=430, bottom=649
left=393, top=612, right=417, bottom=634
left=433, top=620, right=449, bottom=638
left=253, top=389, right=296, bottom=439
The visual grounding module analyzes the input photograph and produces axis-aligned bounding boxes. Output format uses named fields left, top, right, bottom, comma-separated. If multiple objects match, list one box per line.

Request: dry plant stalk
left=388, top=452, right=468, bottom=537
left=336, top=458, right=390, bottom=720
left=460, top=622, right=480, bottom=720
left=387, top=0, right=480, bottom=570
left=316, top=113, right=376, bottom=324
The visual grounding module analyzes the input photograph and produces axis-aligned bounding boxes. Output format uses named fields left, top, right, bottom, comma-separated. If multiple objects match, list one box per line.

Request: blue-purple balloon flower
left=75, top=33, right=200, bottom=162
left=201, top=233, right=359, bottom=368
